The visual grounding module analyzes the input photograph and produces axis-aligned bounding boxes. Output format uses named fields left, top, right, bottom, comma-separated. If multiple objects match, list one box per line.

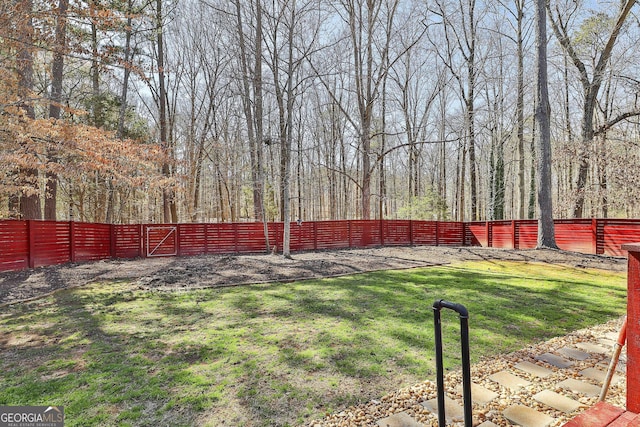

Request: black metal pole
left=433, top=307, right=446, bottom=427
left=432, top=299, right=472, bottom=427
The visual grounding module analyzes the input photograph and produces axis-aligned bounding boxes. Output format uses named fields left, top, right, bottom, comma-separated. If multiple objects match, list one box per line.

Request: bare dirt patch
left=0, top=246, right=626, bottom=306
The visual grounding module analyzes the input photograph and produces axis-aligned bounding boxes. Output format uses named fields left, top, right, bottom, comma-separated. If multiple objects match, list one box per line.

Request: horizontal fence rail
left=1, top=218, right=639, bottom=272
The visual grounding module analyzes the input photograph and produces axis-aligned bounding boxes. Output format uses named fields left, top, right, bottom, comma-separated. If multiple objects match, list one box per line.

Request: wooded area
left=2, top=0, right=640, bottom=226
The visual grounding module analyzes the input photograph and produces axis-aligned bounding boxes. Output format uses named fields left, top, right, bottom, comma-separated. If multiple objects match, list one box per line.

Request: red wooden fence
left=1, top=218, right=639, bottom=273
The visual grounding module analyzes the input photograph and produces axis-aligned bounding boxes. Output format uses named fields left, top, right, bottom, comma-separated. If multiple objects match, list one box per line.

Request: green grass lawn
left=0, top=260, right=627, bottom=426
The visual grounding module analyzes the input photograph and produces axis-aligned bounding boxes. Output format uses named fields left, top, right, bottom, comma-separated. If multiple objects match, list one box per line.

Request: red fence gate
left=145, top=226, right=177, bottom=257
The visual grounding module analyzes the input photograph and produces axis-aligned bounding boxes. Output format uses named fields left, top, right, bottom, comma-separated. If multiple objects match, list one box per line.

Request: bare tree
left=263, top=0, right=319, bottom=256
left=547, top=0, right=636, bottom=218
left=430, top=0, right=482, bottom=220
left=337, top=0, right=399, bottom=220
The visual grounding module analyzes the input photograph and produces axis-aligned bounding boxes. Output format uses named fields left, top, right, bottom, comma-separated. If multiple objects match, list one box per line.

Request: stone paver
left=421, top=396, right=464, bottom=422
left=581, top=367, right=622, bottom=385
left=489, top=371, right=531, bottom=390
left=535, top=352, right=574, bottom=368
left=477, top=422, right=499, bottom=427
left=558, top=378, right=602, bottom=397
left=576, top=342, right=609, bottom=354
left=455, top=382, right=498, bottom=405
left=515, top=361, right=553, bottom=378
left=533, top=390, right=582, bottom=413
left=503, top=405, right=554, bottom=427
left=557, top=347, right=592, bottom=361
left=377, top=411, right=424, bottom=427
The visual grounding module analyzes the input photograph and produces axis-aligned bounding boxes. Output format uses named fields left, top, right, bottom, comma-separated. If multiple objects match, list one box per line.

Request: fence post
left=486, top=221, right=492, bottom=248
left=233, top=222, right=239, bottom=253
left=27, top=220, right=36, bottom=269
left=140, top=224, right=145, bottom=258
left=409, top=220, right=414, bottom=246
left=462, top=222, right=468, bottom=246
left=176, top=224, right=182, bottom=257
left=110, top=224, right=117, bottom=259
left=622, top=243, right=640, bottom=412
left=591, top=218, right=598, bottom=255
left=69, top=220, right=76, bottom=263
left=313, top=221, right=318, bottom=250
left=512, top=220, right=517, bottom=250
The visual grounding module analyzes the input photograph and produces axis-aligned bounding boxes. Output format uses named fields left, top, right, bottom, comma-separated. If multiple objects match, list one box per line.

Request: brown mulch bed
left=0, top=245, right=625, bottom=306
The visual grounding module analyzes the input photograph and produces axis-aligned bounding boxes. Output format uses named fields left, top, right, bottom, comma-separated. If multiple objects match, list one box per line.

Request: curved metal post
left=433, top=299, right=472, bottom=427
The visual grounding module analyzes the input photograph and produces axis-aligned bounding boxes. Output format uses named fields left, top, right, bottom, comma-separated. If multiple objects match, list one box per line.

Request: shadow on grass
left=0, top=261, right=627, bottom=427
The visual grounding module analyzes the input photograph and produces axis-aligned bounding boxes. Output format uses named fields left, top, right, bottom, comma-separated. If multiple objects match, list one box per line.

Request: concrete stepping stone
left=558, top=378, right=602, bottom=397
left=421, top=396, right=464, bottom=423
left=503, top=404, right=554, bottom=427
left=377, top=411, right=424, bottom=427
left=477, top=423, right=499, bottom=427
left=575, top=342, right=609, bottom=354
left=581, top=367, right=622, bottom=385
left=557, top=347, right=592, bottom=361
left=456, top=382, right=498, bottom=405
left=489, top=371, right=531, bottom=390
left=533, top=390, right=582, bottom=413
left=535, top=353, right=574, bottom=368
left=515, top=361, right=553, bottom=378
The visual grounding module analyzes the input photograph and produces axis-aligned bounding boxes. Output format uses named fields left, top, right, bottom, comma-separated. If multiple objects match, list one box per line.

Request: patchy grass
left=0, top=261, right=626, bottom=426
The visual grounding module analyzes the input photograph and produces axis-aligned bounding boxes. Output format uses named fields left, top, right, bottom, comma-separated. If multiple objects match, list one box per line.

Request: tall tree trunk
left=467, top=66, right=477, bottom=221
left=534, top=0, right=557, bottom=249
left=89, top=1, right=103, bottom=128
left=528, top=128, right=536, bottom=219
left=16, top=0, right=41, bottom=219
left=515, top=0, right=525, bottom=219
left=89, top=5, right=111, bottom=222
left=379, top=61, right=388, bottom=220
left=44, top=0, right=69, bottom=221
left=465, top=0, right=478, bottom=221
left=109, top=0, right=135, bottom=224
left=458, top=139, right=466, bottom=221
left=156, top=0, right=174, bottom=223
left=280, top=0, right=301, bottom=258
left=560, top=52, right=574, bottom=214
left=117, top=0, right=134, bottom=140
left=438, top=93, right=447, bottom=220
left=254, top=1, right=269, bottom=249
